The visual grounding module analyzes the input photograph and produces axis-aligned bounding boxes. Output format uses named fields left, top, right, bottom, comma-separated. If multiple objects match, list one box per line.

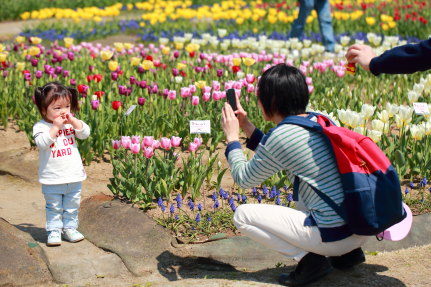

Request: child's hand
left=64, top=113, right=76, bottom=124
left=53, top=115, right=67, bottom=128
left=65, top=113, right=83, bottom=130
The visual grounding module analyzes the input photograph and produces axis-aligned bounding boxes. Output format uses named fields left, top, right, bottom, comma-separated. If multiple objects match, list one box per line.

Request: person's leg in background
left=290, top=0, right=315, bottom=40
left=315, top=0, right=336, bottom=52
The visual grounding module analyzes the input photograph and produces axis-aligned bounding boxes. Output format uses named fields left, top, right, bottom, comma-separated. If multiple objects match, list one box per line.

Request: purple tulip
left=172, top=68, right=179, bottom=76
left=217, top=69, right=223, bottom=77
left=137, top=66, right=145, bottom=74
left=129, top=76, right=136, bottom=85
left=54, top=66, right=63, bottom=74
left=139, top=80, right=147, bottom=89
left=31, top=58, right=38, bottom=67
left=3, top=70, right=8, bottom=78
left=67, top=52, right=75, bottom=61
left=111, top=72, right=118, bottom=81
left=70, top=78, right=76, bottom=86
left=91, top=100, right=100, bottom=110
left=138, top=97, right=146, bottom=105
left=63, top=70, right=70, bottom=77
left=35, top=70, right=43, bottom=79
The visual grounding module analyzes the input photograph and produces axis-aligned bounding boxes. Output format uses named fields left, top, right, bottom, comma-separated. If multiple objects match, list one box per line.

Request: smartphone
left=226, top=88, right=238, bottom=111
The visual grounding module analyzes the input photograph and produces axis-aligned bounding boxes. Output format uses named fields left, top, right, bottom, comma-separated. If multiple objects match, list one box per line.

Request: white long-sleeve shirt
left=32, top=119, right=90, bottom=185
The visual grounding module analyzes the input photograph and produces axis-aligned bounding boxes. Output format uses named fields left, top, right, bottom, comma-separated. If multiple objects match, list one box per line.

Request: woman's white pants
left=233, top=204, right=369, bottom=261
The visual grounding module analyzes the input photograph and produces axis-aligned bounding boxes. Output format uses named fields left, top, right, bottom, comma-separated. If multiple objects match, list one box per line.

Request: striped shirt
left=226, top=115, right=352, bottom=242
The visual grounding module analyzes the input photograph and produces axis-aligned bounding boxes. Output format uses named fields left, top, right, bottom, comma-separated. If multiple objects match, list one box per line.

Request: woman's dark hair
left=257, top=64, right=309, bottom=118
left=34, top=82, right=79, bottom=119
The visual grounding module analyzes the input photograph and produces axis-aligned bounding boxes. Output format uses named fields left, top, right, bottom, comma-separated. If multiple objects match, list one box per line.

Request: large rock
left=0, top=218, right=52, bottom=286
left=181, top=236, right=296, bottom=271
left=79, top=194, right=175, bottom=276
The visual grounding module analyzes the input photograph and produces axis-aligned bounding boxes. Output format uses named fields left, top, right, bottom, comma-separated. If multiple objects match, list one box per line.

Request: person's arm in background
left=345, top=38, right=431, bottom=75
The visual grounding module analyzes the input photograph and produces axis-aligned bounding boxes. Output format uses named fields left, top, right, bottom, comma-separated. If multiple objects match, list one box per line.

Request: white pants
left=233, top=204, right=369, bottom=261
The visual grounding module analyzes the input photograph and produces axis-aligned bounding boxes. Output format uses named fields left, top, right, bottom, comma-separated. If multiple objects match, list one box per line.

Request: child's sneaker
left=63, top=229, right=84, bottom=243
left=47, top=229, right=62, bottom=246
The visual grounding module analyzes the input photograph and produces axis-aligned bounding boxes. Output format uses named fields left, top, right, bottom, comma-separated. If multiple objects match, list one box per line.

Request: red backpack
left=281, top=113, right=406, bottom=235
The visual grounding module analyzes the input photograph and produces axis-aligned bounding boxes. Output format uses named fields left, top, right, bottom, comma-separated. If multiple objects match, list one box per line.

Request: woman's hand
left=234, top=94, right=256, bottom=138
left=345, top=44, right=376, bottom=72
left=222, top=102, right=240, bottom=143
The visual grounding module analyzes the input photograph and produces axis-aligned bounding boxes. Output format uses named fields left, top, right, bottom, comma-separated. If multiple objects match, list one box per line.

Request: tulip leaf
left=394, top=150, right=405, bottom=166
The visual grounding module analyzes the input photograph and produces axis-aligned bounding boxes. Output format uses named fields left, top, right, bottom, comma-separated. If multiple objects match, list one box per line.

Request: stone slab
left=79, top=195, right=175, bottom=276
left=0, top=218, right=52, bottom=286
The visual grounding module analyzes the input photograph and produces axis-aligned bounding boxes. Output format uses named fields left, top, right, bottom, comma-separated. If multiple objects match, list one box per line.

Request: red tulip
left=112, top=100, right=122, bottom=110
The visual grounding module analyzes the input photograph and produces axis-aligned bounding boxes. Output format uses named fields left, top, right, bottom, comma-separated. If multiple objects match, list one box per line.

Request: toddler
left=33, top=82, right=90, bottom=246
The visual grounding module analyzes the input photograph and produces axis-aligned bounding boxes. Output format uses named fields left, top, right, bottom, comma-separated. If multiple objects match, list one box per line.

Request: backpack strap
left=281, top=113, right=346, bottom=220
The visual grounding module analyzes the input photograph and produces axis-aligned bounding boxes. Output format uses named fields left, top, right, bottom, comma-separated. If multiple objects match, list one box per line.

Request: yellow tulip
left=0, top=44, right=3, bottom=52
left=365, top=17, right=376, bottom=25
left=94, top=16, right=102, bottom=22
left=162, top=47, right=171, bottom=55
left=306, top=15, right=314, bottom=24
left=175, top=42, right=184, bottom=50
left=29, top=46, right=41, bottom=56
left=20, top=12, right=30, bottom=20
left=30, top=37, right=42, bottom=44
left=232, top=58, right=242, bottom=66
left=185, top=43, right=200, bottom=53
left=16, top=62, right=25, bottom=71
left=195, top=80, right=206, bottom=89
left=131, top=57, right=141, bottom=66
left=0, top=53, right=7, bottom=63
left=64, top=37, right=74, bottom=48
left=381, top=23, right=389, bottom=31
left=100, top=50, right=113, bottom=61
left=114, top=42, right=124, bottom=52
left=236, top=17, right=245, bottom=24
left=243, top=57, right=255, bottom=66
left=139, top=22, right=146, bottom=27
left=108, top=60, right=119, bottom=72
left=141, top=60, right=154, bottom=70
left=124, top=43, right=133, bottom=50
left=388, top=21, right=396, bottom=28
left=177, top=62, right=186, bottom=70
left=15, top=36, right=25, bottom=44
left=267, top=15, right=277, bottom=24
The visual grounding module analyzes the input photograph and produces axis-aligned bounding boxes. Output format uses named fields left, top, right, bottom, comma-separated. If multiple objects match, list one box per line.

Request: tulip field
left=1, top=0, right=431, bottom=240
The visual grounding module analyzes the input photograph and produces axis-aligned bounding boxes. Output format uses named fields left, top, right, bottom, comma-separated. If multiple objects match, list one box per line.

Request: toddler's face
left=45, top=97, right=71, bottom=123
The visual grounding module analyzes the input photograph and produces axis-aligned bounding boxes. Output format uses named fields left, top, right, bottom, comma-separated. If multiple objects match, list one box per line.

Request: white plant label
left=190, top=120, right=211, bottom=134
left=413, top=102, right=430, bottom=115
left=124, top=105, right=137, bottom=116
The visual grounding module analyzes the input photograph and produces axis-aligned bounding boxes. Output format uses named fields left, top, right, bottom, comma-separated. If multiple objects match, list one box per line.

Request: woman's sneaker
left=47, top=229, right=62, bottom=246
left=63, top=229, right=84, bottom=243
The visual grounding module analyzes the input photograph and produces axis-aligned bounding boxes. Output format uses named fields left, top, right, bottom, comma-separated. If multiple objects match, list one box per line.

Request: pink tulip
left=246, top=74, right=255, bottom=84
left=112, top=140, right=121, bottom=150
left=299, top=65, right=307, bottom=75
left=121, top=136, right=131, bottom=149
left=138, top=97, right=146, bottom=105
left=191, top=96, right=199, bottom=106
left=130, top=143, right=140, bottom=154
left=212, top=91, right=221, bottom=101
left=233, top=82, right=242, bottom=90
left=152, top=139, right=160, bottom=149
left=70, top=78, right=76, bottom=85
left=131, top=136, right=141, bottom=144
left=180, top=87, right=191, bottom=98
left=171, top=136, right=182, bottom=147
left=305, top=77, right=313, bottom=85
left=308, top=85, right=314, bottom=94
left=193, top=137, right=203, bottom=147
left=212, top=81, right=220, bottom=91
left=91, top=100, right=100, bottom=110
left=168, top=90, right=176, bottom=100
left=202, top=92, right=211, bottom=102
left=35, top=70, right=43, bottom=79
left=189, top=85, right=197, bottom=94
left=143, top=147, right=154, bottom=158
left=143, top=136, right=154, bottom=147
left=247, top=84, right=254, bottom=93
left=188, top=142, right=198, bottom=152
left=160, top=137, right=171, bottom=150
left=203, top=86, right=211, bottom=93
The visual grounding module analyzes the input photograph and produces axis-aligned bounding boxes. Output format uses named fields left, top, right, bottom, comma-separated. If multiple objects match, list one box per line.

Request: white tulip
left=361, top=104, right=376, bottom=120
left=407, top=90, right=420, bottom=103
left=368, top=130, right=382, bottom=143
left=354, top=126, right=366, bottom=135
left=340, top=36, right=350, bottom=46
left=377, top=110, right=390, bottom=123
left=385, top=103, right=399, bottom=117
left=410, top=124, right=425, bottom=140
left=372, top=119, right=385, bottom=132
left=398, top=105, right=414, bottom=124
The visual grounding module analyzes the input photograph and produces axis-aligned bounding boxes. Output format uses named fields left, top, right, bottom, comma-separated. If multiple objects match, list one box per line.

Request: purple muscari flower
left=191, top=226, right=195, bottom=230
left=241, top=194, right=247, bottom=203
left=262, top=185, right=268, bottom=196
left=70, top=78, right=76, bottom=86
left=198, top=203, right=202, bottom=211
left=207, top=215, right=211, bottom=222
left=283, top=185, right=288, bottom=192
left=175, top=194, right=182, bottom=208
left=252, top=187, right=257, bottom=196
left=219, top=188, right=225, bottom=198
left=429, top=187, right=431, bottom=193
left=230, top=203, right=236, bottom=212
left=237, top=194, right=241, bottom=202
left=211, top=192, right=217, bottom=201
left=421, top=176, right=427, bottom=187
left=257, top=194, right=262, bottom=203
left=195, top=213, right=201, bottom=223
left=409, top=181, right=414, bottom=189
left=175, top=215, right=179, bottom=221
left=228, top=197, right=234, bottom=206
left=276, top=196, right=281, bottom=205
left=188, top=198, right=195, bottom=211
left=223, top=192, right=229, bottom=200
left=170, top=204, right=175, bottom=214
left=157, top=197, right=163, bottom=207
left=404, top=188, right=409, bottom=195
left=214, top=199, right=219, bottom=209
left=269, top=186, right=276, bottom=198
